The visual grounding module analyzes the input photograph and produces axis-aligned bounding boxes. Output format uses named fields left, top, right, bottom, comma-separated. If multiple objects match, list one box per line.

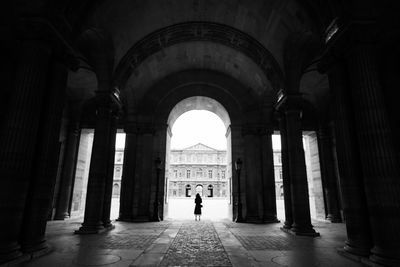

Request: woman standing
left=194, top=193, right=202, bottom=221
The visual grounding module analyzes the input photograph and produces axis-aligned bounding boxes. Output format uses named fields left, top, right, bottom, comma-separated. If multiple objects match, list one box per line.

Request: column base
left=282, top=221, right=292, bottom=229
left=21, top=238, right=49, bottom=254
left=370, top=246, right=400, bottom=267
left=262, top=215, right=280, bottom=223
left=281, top=226, right=320, bottom=237
left=103, top=223, right=115, bottom=230
left=53, top=212, right=70, bottom=220
left=327, top=214, right=342, bottom=223
left=343, top=241, right=371, bottom=257
left=0, top=242, right=23, bottom=264
left=75, top=222, right=106, bottom=235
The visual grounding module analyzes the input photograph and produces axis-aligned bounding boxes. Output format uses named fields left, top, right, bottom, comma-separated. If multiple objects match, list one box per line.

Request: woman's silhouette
left=194, top=193, right=202, bottom=221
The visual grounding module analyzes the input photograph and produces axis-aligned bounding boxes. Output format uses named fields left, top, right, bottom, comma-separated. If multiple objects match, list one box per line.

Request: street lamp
left=235, top=158, right=243, bottom=222
left=153, top=157, right=162, bottom=221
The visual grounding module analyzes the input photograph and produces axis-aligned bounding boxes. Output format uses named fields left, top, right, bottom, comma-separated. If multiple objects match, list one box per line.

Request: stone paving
left=15, top=219, right=365, bottom=267
left=159, top=222, right=231, bottom=266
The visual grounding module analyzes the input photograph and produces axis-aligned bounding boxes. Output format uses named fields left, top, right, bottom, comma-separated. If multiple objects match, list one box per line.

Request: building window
left=279, top=169, right=283, bottom=180
left=208, top=184, right=213, bottom=197
left=187, top=170, right=191, bottom=178
left=112, top=183, right=120, bottom=196
left=185, top=184, right=192, bottom=197
left=278, top=155, right=282, bottom=164
left=221, top=170, right=225, bottom=179
left=115, top=152, right=123, bottom=163
left=173, top=190, right=177, bottom=196
left=208, top=170, right=213, bottom=178
left=114, top=167, right=122, bottom=178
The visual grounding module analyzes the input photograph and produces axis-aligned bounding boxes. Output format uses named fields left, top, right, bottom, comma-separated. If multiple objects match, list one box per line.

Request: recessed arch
left=113, top=21, right=284, bottom=90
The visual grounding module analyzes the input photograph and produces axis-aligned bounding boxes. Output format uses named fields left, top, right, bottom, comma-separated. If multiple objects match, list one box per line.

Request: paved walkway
left=15, top=219, right=364, bottom=267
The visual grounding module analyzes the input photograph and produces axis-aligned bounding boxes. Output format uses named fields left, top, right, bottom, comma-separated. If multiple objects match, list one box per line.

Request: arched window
left=185, top=184, right=192, bottom=197
left=208, top=184, right=213, bottom=197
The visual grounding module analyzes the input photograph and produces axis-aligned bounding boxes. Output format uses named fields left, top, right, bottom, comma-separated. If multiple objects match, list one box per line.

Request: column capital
left=95, top=89, right=122, bottom=112
left=275, top=93, right=304, bottom=113
left=318, top=18, right=378, bottom=73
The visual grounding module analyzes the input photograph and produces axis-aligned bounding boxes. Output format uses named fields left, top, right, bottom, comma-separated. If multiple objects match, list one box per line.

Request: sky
left=171, top=110, right=282, bottom=150
left=115, top=110, right=282, bottom=150
left=171, top=110, right=227, bottom=150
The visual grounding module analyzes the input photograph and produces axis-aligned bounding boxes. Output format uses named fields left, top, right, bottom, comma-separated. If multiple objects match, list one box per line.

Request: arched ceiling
left=122, top=41, right=273, bottom=108
left=66, top=0, right=333, bottom=119
left=86, top=0, right=317, bottom=71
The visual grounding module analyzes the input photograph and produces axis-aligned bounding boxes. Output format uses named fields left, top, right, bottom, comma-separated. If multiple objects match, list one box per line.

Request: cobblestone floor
left=17, top=219, right=365, bottom=267
left=159, top=222, right=231, bottom=266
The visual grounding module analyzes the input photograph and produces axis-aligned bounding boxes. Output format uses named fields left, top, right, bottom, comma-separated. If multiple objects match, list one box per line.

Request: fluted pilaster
left=348, top=44, right=400, bottom=266
left=329, top=63, right=372, bottom=256
left=54, top=123, right=80, bottom=219
left=20, top=60, right=67, bottom=253
left=0, top=41, right=52, bottom=263
left=317, top=124, right=342, bottom=223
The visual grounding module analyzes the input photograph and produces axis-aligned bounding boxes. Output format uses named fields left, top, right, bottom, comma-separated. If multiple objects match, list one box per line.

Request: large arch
left=119, top=69, right=278, bottom=222
left=165, top=96, right=231, bottom=219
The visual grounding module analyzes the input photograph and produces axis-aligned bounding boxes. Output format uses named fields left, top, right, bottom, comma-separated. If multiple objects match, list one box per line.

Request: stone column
left=118, top=130, right=138, bottom=221
left=132, top=128, right=155, bottom=221
left=76, top=92, right=117, bottom=234
left=317, top=124, right=342, bottom=223
left=54, top=122, right=80, bottom=219
left=347, top=42, right=400, bottom=266
left=329, top=63, right=372, bottom=256
left=20, top=60, right=67, bottom=253
left=284, top=98, right=318, bottom=236
left=260, top=131, right=279, bottom=222
left=242, top=127, right=262, bottom=223
left=0, top=41, right=52, bottom=263
left=278, top=113, right=293, bottom=229
left=102, top=113, right=118, bottom=228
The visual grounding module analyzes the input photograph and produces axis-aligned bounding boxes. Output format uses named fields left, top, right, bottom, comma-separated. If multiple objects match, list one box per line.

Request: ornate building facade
left=167, top=143, right=229, bottom=198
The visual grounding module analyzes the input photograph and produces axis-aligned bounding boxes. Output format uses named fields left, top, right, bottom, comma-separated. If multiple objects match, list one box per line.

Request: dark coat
left=194, top=196, right=202, bottom=215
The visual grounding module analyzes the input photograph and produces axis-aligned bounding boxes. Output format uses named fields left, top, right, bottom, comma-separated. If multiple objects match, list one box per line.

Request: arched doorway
left=164, top=96, right=232, bottom=220
left=118, top=70, right=279, bottom=223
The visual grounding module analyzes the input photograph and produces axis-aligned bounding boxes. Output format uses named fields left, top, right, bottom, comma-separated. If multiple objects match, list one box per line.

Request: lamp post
left=235, top=158, right=243, bottom=222
left=153, top=157, right=162, bottom=221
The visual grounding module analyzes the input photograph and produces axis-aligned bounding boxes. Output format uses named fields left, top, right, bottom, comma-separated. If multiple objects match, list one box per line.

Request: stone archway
left=164, top=96, right=232, bottom=220
left=119, top=70, right=279, bottom=223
